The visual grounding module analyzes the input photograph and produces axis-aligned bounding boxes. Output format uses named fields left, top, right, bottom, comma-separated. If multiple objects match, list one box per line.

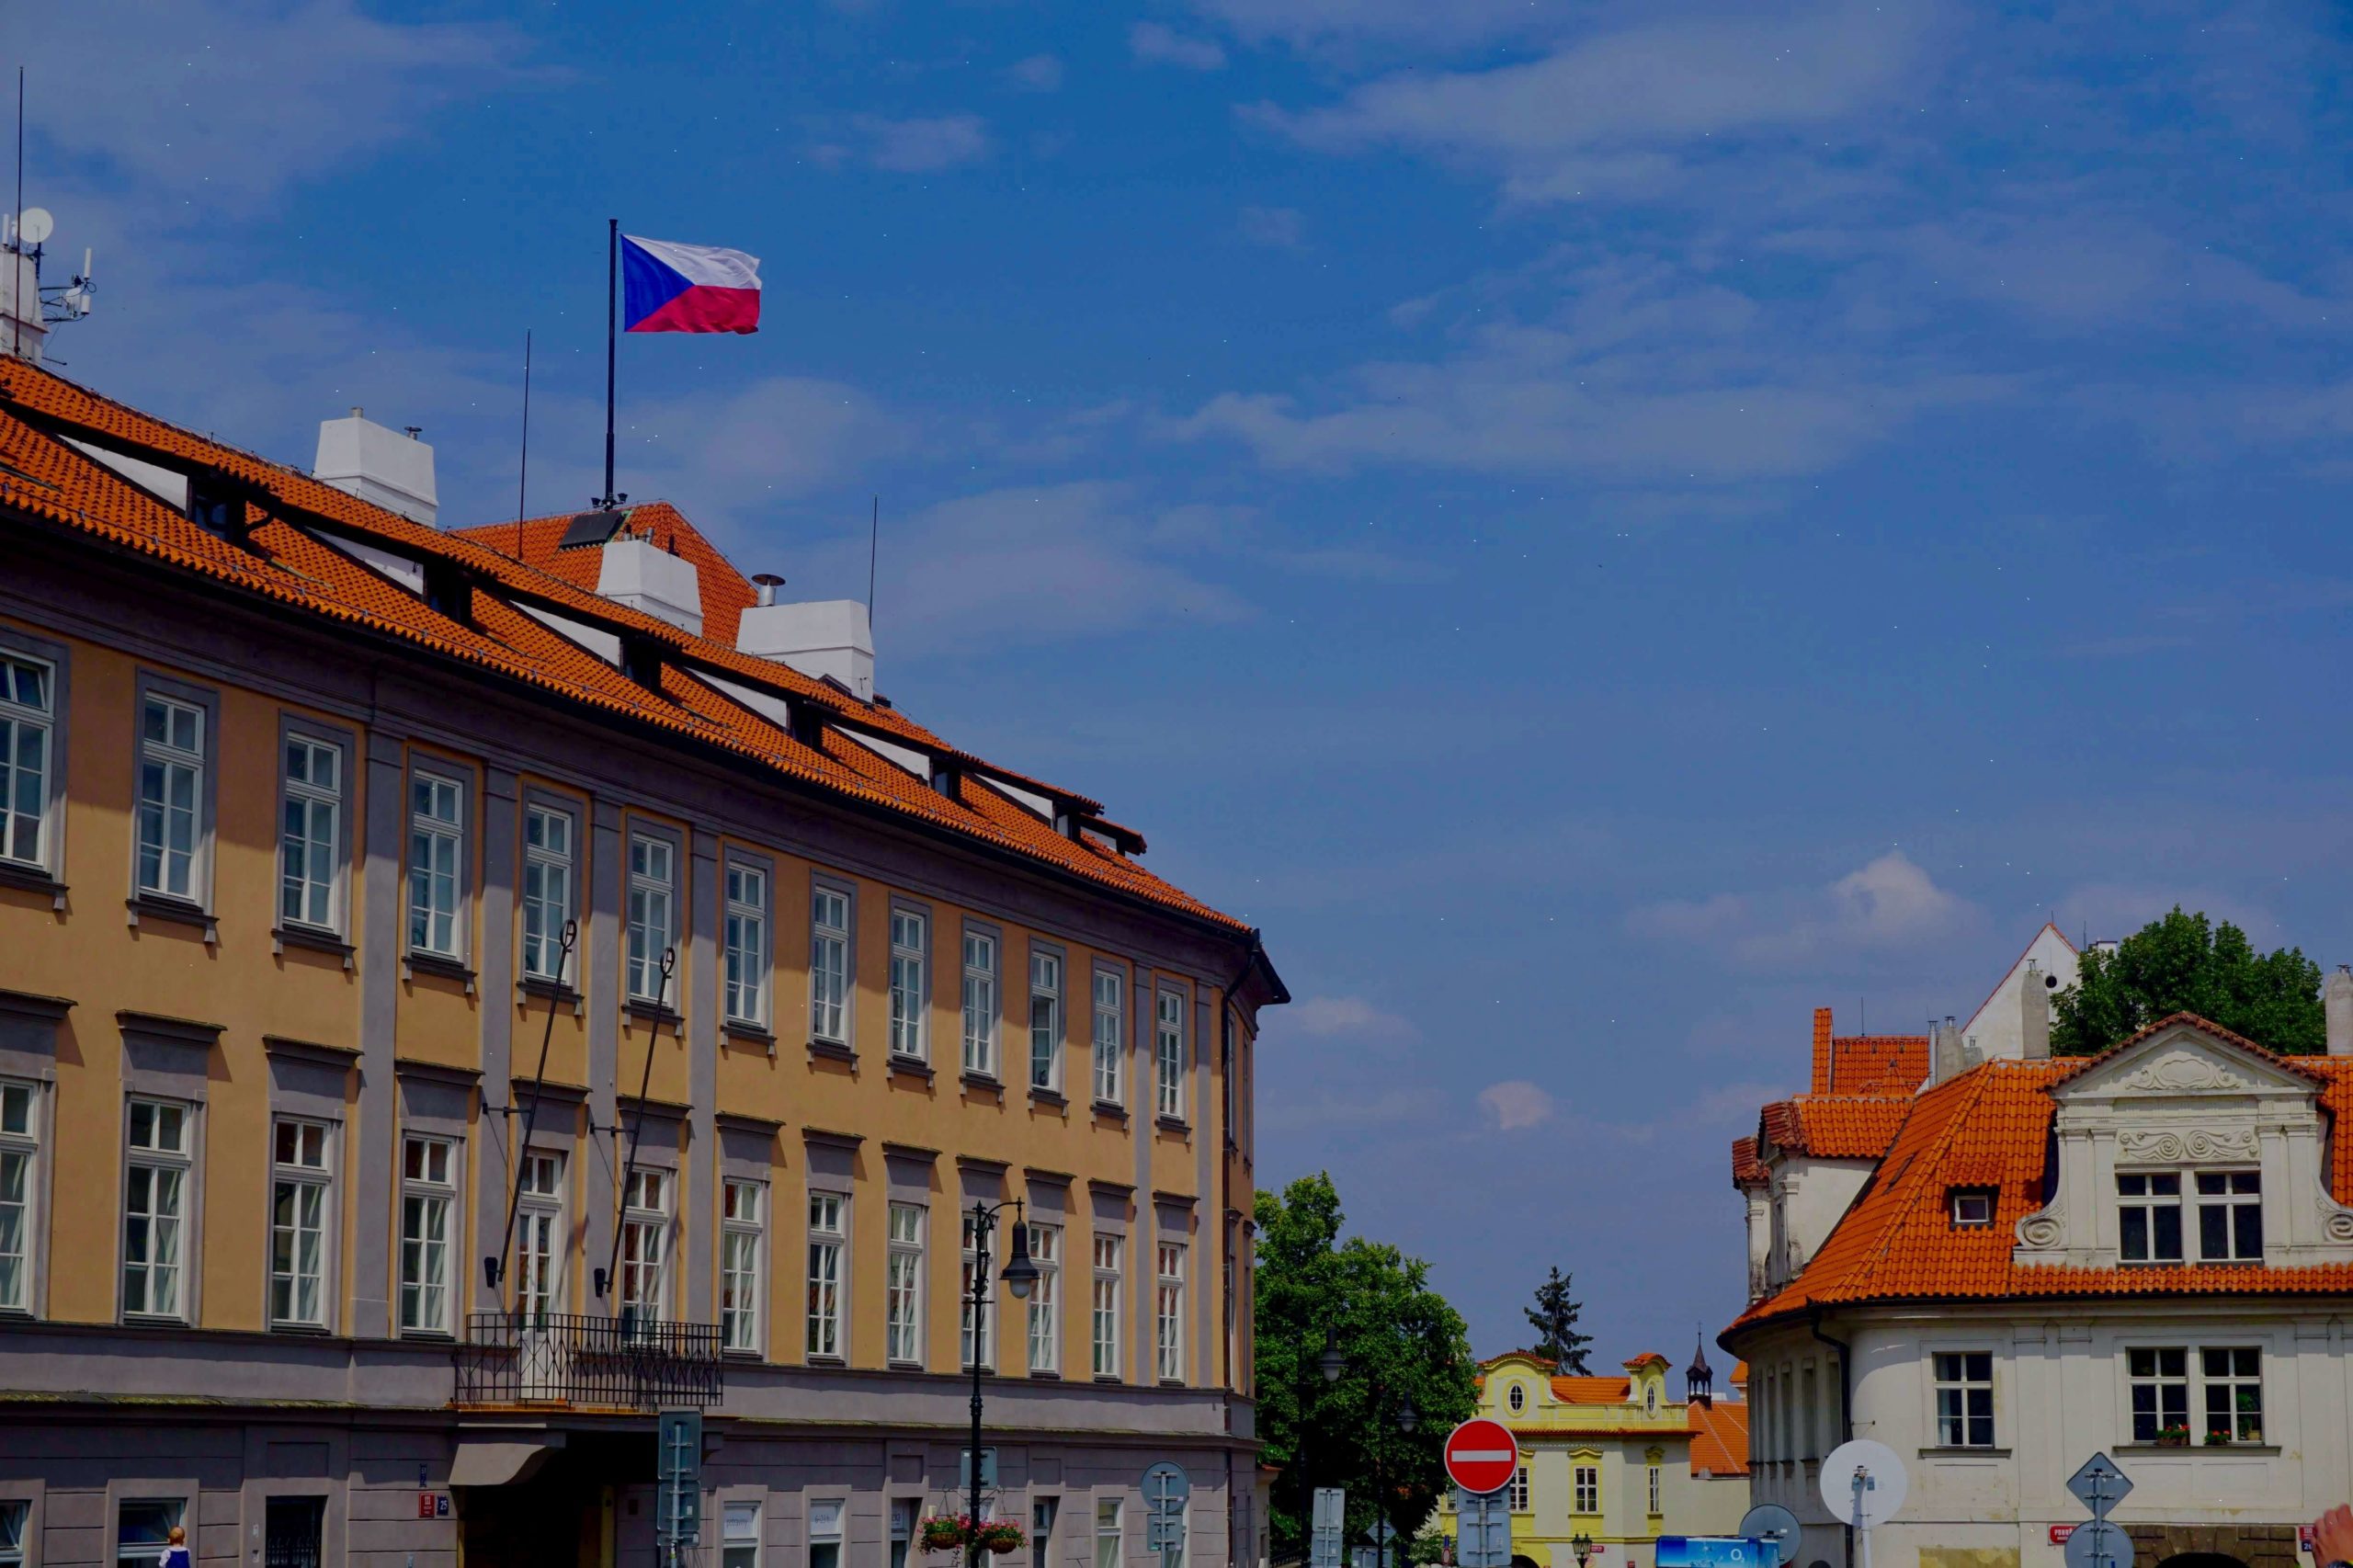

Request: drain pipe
left=1809, top=1304, right=1854, bottom=1568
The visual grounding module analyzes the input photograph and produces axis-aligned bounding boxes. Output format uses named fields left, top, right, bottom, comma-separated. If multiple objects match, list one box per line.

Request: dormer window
left=188, top=479, right=241, bottom=540
left=1507, top=1382, right=1525, bottom=1413
left=2194, top=1171, right=2262, bottom=1261
left=2118, top=1173, right=2183, bottom=1262
left=2119, top=1170, right=2262, bottom=1264
left=1949, top=1188, right=1996, bottom=1228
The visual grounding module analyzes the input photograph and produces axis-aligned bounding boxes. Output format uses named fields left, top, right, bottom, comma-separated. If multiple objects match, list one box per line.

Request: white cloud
left=1186, top=0, right=1546, bottom=50
left=1006, top=54, right=1064, bottom=93
left=1130, top=22, right=1229, bottom=72
left=1477, top=1079, right=1555, bottom=1131
left=1260, top=1087, right=1425, bottom=1134
left=1238, top=205, right=1307, bottom=249
left=624, top=377, right=909, bottom=522
left=816, top=115, right=991, bottom=173
left=1629, top=850, right=1979, bottom=969
left=1286, top=995, right=1417, bottom=1041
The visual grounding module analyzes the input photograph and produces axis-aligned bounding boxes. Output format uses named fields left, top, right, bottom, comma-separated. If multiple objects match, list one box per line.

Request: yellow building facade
left=0, top=358, right=1283, bottom=1568
left=1441, top=1353, right=1751, bottom=1568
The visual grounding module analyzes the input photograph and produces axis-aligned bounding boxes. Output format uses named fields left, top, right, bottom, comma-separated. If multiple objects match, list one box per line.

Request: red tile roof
left=1728, top=1016, right=2353, bottom=1338
left=1809, top=1006, right=1929, bottom=1095
left=1688, top=1399, right=1750, bottom=1477
left=1551, top=1375, right=1633, bottom=1403
left=1757, top=1095, right=1913, bottom=1160
left=1732, top=1135, right=1768, bottom=1187
left=453, top=503, right=756, bottom=646
left=0, top=358, right=1246, bottom=934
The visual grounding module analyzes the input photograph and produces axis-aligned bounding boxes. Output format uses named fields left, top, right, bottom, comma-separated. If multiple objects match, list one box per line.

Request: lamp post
left=1361, top=1386, right=1415, bottom=1568
left=1301, top=1328, right=1347, bottom=1567
left=963, top=1199, right=1039, bottom=1568
left=1572, top=1534, right=1594, bottom=1568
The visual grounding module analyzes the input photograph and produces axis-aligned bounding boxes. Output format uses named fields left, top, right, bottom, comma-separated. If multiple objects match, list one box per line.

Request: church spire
left=1686, top=1329, right=1715, bottom=1409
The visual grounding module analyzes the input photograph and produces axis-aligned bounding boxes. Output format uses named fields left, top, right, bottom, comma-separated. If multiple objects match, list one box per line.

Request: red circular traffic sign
left=1444, top=1418, right=1519, bottom=1494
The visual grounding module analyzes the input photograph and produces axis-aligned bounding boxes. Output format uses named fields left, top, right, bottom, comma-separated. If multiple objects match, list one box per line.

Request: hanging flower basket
left=920, top=1517, right=1027, bottom=1554
left=976, top=1523, right=1026, bottom=1555
left=921, top=1517, right=972, bottom=1551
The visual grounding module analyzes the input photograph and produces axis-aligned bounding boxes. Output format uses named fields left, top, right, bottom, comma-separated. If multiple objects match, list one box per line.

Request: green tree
left=2052, top=906, right=2325, bottom=1056
left=1522, top=1267, right=1591, bottom=1373
left=1255, top=1173, right=1477, bottom=1566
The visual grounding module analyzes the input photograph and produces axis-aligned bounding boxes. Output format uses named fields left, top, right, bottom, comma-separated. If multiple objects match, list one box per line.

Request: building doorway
left=263, top=1497, right=324, bottom=1568
left=2156, top=1555, right=2249, bottom=1568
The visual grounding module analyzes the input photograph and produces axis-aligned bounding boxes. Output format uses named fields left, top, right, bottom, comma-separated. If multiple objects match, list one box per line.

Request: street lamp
left=1572, top=1534, right=1595, bottom=1568
left=963, top=1199, right=1037, bottom=1568
left=1297, top=1330, right=1347, bottom=1568
left=1368, top=1390, right=1415, bottom=1568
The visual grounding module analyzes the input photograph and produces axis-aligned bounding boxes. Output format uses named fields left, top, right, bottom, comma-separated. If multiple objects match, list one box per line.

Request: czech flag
left=621, top=234, right=762, bottom=335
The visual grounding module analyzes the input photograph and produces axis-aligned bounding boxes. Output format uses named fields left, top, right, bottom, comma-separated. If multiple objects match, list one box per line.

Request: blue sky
left=19, top=0, right=2353, bottom=1365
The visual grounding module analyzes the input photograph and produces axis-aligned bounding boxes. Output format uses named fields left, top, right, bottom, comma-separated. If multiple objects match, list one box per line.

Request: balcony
left=454, top=1312, right=725, bottom=1410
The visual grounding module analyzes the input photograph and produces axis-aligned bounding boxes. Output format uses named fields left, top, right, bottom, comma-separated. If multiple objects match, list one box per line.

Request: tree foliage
left=1255, top=1173, right=1477, bottom=1566
left=1522, top=1267, right=1591, bottom=1374
left=2052, top=906, right=2325, bottom=1056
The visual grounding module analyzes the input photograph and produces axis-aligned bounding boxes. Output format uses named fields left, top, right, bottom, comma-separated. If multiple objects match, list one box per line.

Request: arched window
left=1646, top=1384, right=1658, bottom=1415
left=1508, top=1382, right=1526, bottom=1413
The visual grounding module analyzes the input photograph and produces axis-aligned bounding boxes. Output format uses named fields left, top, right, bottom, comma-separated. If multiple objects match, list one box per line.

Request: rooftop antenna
left=515, top=329, right=532, bottom=558
left=868, top=494, right=880, bottom=629
left=12, top=66, right=21, bottom=361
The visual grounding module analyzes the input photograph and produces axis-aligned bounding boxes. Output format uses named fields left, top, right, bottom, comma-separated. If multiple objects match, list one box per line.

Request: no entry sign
left=1444, top=1418, right=1519, bottom=1495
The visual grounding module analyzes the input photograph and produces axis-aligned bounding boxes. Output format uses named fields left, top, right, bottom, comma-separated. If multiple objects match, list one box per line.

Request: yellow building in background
left=1442, top=1349, right=1750, bottom=1568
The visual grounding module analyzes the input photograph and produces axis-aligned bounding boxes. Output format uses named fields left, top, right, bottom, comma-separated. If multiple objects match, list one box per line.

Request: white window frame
left=723, top=859, right=771, bottom=1028
left=620, top=1167, right=672, bottom=1323
left=0, top=1079, right=39, bottom=1314
left=399, top=1133, right=456, bottom=1335
left=405, top=768, right=465, bottom=960
left=811, top=882, right=853, bottom=1045
left=122, top=1096, right=193, bottom=1321
left=1093, top=968, right=1125, bottom=1106
left=1573, top=1463, right=1599, bottom=1516
left=626, top=831, right=677, bottom=1005
left=2117, top=1170, right=2185, bottom=1264
left=886, top=1201, right=926, bottom=1366
left=1154, top=1239, right=1185, bottom=1383
left=0, top=1495, right=27, bottom=1568
left=962, top=926, right=999, bottom=1078
left=2128, top=1345, right=2191, bottom=1443
left=1949, top=1188, right=1995, bottom=1228
left=962, top=1212, right=995, bottom=1371
left=2200, top=1346, right=2264, bottom=1443
left=1095, top=1498, right=1121, bottom=1568
left=520, top=801, right=576, bottom=985
left=1509, top=1466, right=1529, bottom=1514
left=268, top=1117, right=334, bottom=1330
left=2194, top=1169, right=2263, bottom=1262
left=1647, top=1460, right=1662, bottom=1517
left=1027, top=1221, right=1061, bottom=1374
left=1155, top=988, right=1186, bottom=1121
left=0, top=651, right=55, bottom=873
left=722, top=1501, right=762, bottom=1568
left=806, top=1190, right=846, bottom=1359
left=135, top=692, right=205, bottom=902
left=1932, top=1350, right=1995, bottom=1448
left=115, top=1497, right=188, bottom=1568
left=722, top=1178, right=766, bottom=1354
left=278, top=733, right=343, bottom=933
left=1030, top=948, right=1063, bottom=1093
left=1091, top=1233, right=1123, bottom=1378
left=810, top=1498, right=845, bottom=1568
left=889, top=906, right=929, bottom=1061
left=516, top=1150, right=566, bottom=1324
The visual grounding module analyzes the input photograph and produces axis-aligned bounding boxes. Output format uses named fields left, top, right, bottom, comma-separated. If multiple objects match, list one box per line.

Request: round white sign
left=1818, top=1438, right=1907, bottom=1528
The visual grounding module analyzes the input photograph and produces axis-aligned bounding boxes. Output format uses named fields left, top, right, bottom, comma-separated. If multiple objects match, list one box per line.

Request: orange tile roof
left=455, top=503, right=756, bottom=645
left=1688, top=1400, right=1750, bottom=1477
left=1728, top=1016, right=2353, bottom=1338
left=0, top=358, right=1249, bottom=936
left=1809, top=1006, right=1929, bottom=1095
left=1551, top=1375, right=1633, bottom=1403
left=1757, top=1095, right=1913, bottom=1160
left=1622, top=1352, right=1669, bottom=1370
left=1731, top=1135, right=1768, bottom=1187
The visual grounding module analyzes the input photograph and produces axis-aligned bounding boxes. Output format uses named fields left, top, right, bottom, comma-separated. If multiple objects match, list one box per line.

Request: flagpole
left=602, top=217, right=618, bottom=509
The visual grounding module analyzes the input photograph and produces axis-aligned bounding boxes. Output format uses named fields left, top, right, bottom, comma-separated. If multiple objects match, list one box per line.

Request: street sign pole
left=2063, top=1454, right=2135, bottom=1568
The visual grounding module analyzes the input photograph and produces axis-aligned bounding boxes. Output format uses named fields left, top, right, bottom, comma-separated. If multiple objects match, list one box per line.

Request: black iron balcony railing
left=454, top=1312, right=725, bottom=1409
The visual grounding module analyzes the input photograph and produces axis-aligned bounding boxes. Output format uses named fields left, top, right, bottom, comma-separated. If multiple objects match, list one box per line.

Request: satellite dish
left=1819, top=1438, right=1906, bottom=1528
left=16, top=209, right=53, bottom=246
left=1740, top=1504, right=1803, bottom=1564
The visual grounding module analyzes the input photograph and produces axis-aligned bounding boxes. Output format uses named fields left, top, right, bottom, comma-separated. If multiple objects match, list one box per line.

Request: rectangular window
left=1949, top=1188, right=1995, bottom=1227
left=406, top=770, right=462, bottom=957
left=1155, top=1240, right=1186, bottom=1382
left=962, top=1213, right=995, bottom=1370
left=1155, top=990, right=1185, bottom=1120
left=2129, top=1346, right=2189, bottom=1443
left=811, top=884, right=851, bottom=1043
left=1028, top=1222, right=1062, bottom=1374
left=521, top=805, right=574, bottom=983
left=962, top=928, right=1000, bottom=1076
left=1033, top=1497, right=1060, bottom=1568
left=1091, top=1234, right=1123, bottom=1377
left=1509, top=1467, right=1529, bottom=1514
left=269, top=1118, right=331, bottom=1328
left=0, top=1498, right=26, bottom=1568
left=723, top=1503, right=761, bottom=1568
left=891, top=1500, right=919, bottom=1568
left=1573, top=1465, right=1598, bottom=1516
left=2118, top=1173, right=2184, bottom=1264
left=1030, top=950, right=1063, bottom=1091
left=722, top=1179, right=766, bottom=1353
left=890, top=908, right=928, bottom=1060
left=725, top=863, right=771, bottom=1026
left=516, top=1152, right=565, bottom=1324
left=1647, top=1462, right=1662, bottom=1516
left=278, top=735, right=341, bottom=930
left=627, top=833, right=676, bottom=1003
left=1933, top=1351, right=1994, bottom=1447
left=810, top=1500, right=844, bottom=1568
left=887, top=1202, right=926, bottom=1364
left=118, top=1499, right=186, bottom=1568
left=2201, top=1346, right=2263, bottom=1442
left=2195, top=1171, right=2262, bottom=1262
left=0, top=1079, right=38, bottom=1312
left=620, top=1168, right=670, bottom=1322
left=137, top=693, right=204, bottom=899
left=807, top=1191, right=845, bottom=1358
left=1093, top=970, right=1124, bottom=1105
left=0, top=654, right=49, bottom=870
left=399, top=1134, right=454, bottom=1334
left=123, top=1097, right=190, bottom=1319
left=1095, top=1499, right=1121, bottom=1568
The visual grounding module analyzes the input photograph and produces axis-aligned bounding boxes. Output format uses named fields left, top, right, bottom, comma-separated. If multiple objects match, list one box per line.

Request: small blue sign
left=1656, top=1539, right=1768, bottom=1568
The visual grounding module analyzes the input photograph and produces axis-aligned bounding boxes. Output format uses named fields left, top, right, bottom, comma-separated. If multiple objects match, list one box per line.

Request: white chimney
left=313, top=408, right=438, bottom=526
left=2020, top=960, right=2051, bottom=1060
left=736, top=598, right=874, bottom=701
left=2328, top=966, right=2353, bottom=1056
left=0, top=239, right=45, bottom=364
left=597, top=534, right=703, bottom=637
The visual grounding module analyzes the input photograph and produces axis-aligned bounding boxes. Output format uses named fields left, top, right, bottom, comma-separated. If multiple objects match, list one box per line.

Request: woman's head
left=168, top=1526, right=186, bottom=1546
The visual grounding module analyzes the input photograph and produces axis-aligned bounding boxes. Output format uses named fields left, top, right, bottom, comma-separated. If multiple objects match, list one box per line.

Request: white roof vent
left=597, top=534, right=703, bottom=637
left=313, top=408, right=438, bottom=527
left=736, top=598, right=873, bottom=702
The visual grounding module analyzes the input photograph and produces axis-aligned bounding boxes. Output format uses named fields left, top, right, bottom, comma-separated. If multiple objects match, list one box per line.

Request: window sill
left=722, top=1346, right=767, bottom=1362
left=270, top=1321, right=333, bottom=1336
left=519, top=976, right=585, bottom=1015
left=961, top=1070, right=1004, bottom=1096
left=1093, top=1374, right=1125, bottom=1385
left=1155, top=1115, right=1190, bottom=1134
left=1092, top=1100, right=1130, bottom=1122
left=2117, top=1442, right=2279, bottom=1455
left=404, top=951, right=476, bottom=994
left=1029, top=1085, right=1068, bottom=1109
left=1029, top=1369, right=1063, bottom=1381
left=805, top=1354, right=847, bottom=1369
left=808, top=1037, right=856, bottom=1063
left=0, top=860, right=66, bottom=910
left=889, top=1054, right=936, bottom=1082
left=127, top=894, right=214, bottom=942
left=273, top=924, right=355, bottom=969
left=626, top=999, right=684, bottom=1034
left=726, top=1020, right=778, bottom=1050
left=1918, top=1446, right=2010, bottom=1458
left=400, top=1329, right=458, bottom=1344
left=122, top=1312, right=191, bottom=1328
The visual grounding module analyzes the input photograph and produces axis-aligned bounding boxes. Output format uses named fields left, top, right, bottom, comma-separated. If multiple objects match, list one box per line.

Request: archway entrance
left=2158, top=1555, right=2249, bottom=1568
left=2126, top=1524, right=2295, bottom=1568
